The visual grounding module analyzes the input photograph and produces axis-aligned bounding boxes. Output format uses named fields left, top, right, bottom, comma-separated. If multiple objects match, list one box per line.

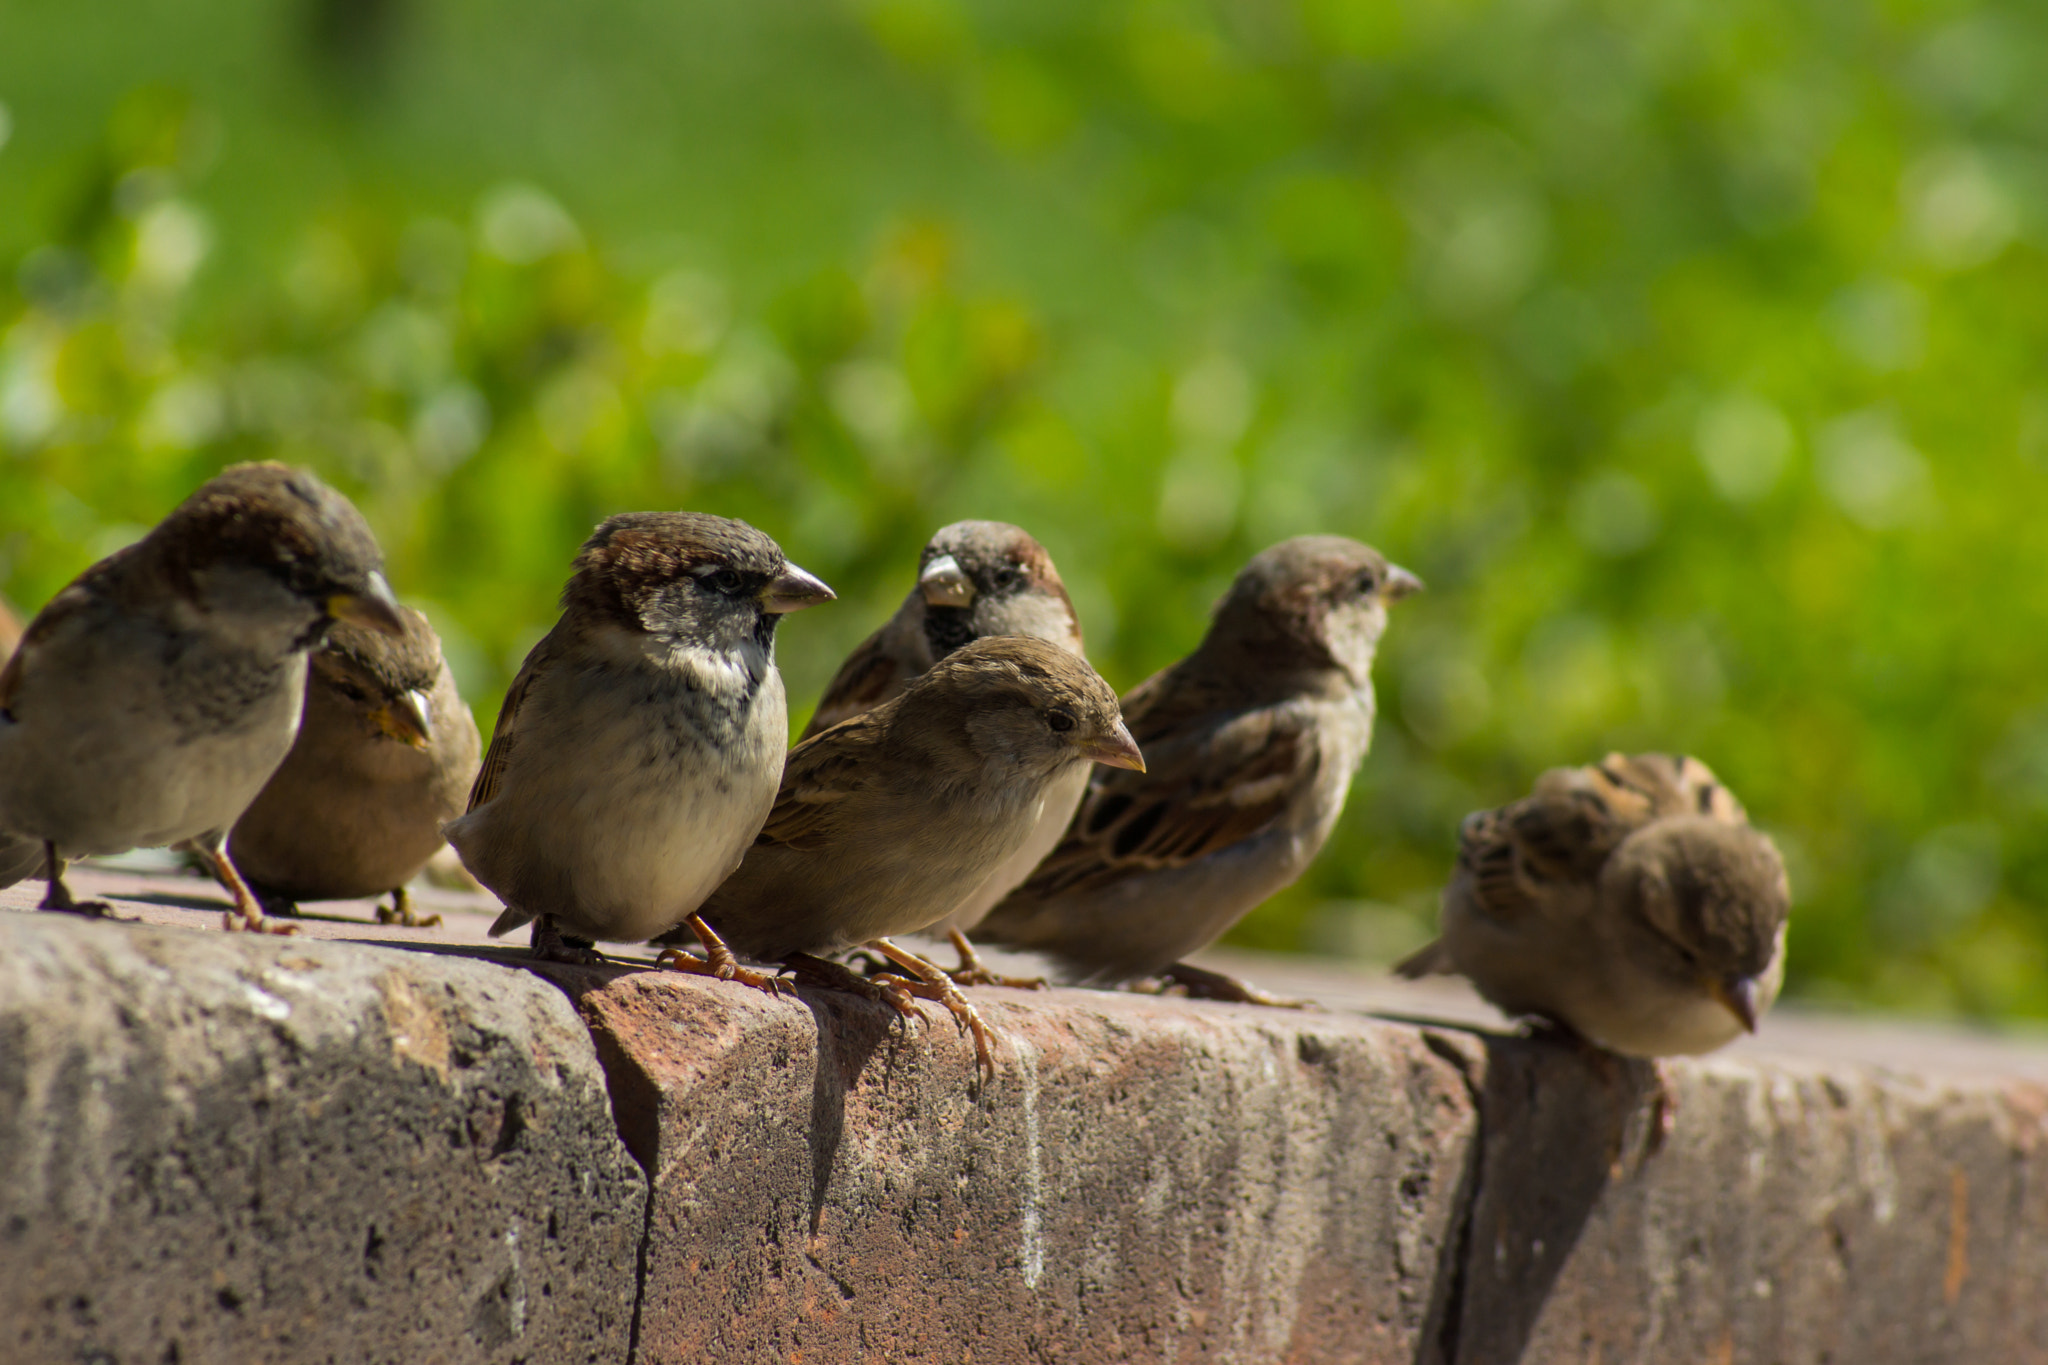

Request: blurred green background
left=4, top=0, right=2047, bottom=1016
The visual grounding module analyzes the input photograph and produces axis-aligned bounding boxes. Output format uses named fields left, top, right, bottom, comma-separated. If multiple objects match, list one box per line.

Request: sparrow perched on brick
left=657, top=636, right=1143, bottom=1076
left=803, top=520, right=1087, bottom=977
left=445, top=512, right=833, bottom=961
left=1396, top=752, right=1790, bottom=1058
left=223, top=606, right=482, bottom=926
left=0, top=463, right=405, bottom=930
left=977, top=536, right=1419, bottom=1005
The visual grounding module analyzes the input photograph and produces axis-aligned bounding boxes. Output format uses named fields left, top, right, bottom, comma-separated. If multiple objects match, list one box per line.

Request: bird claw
left=785, top=954, right=924, bottom=1021
left=867, top=939, right=999, bottom=1082
left=1150, top=962, right=1312, bottom=1009
left=223, top=911, right=299, bottom=935
left=375, top=887, right=442, bottom=928
left=656, top=945, right=795, bottom=997
left=943, top=929, right=1047, bottom=990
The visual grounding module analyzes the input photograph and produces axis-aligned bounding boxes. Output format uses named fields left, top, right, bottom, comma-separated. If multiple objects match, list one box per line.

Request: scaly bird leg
left=783, top=952, right=922, bottom=1023
left=656, top=914, right=794, bottom=997
left=375, top=885, right=442, bottom=928
left=869, top=938, right=998, bottom=1081
left=37, top=842, right=117, bottom=918
left=1151, top=961, right=1311, bottom=1010
left=529, top=914, right=608, bottom=965
left=188, top=838, right=296, bottom=935
left=944, top=929, right=1047, bottom=990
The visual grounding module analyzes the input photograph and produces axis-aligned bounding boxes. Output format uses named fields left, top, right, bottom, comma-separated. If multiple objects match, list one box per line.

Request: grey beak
left=328, top=570, right=406, bottom=637
left=1713, top=973, right=1762, bottom=1034
left=1383, top=565, right=1424, bottom=601
left=760, top=563, right=836, bottom=615
left=919, top=554, right=976, bottom=608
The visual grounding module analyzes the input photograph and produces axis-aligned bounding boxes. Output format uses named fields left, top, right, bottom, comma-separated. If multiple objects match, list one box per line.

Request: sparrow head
left=916, top=520, right=1081, bottom=658
left=566, top=511, right=834, bottom=656
left=311, top=606, right=447, bottom=750
left=1603, top=816, right=1791, bottom=1034
left=152, top=462, right=402, bottom=645
left=1208, top=535, right=1422, bottom=684
left=907, top=636, right=1142, bottom=781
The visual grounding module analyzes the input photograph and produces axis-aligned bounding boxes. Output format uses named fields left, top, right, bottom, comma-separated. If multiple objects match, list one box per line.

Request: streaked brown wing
left=753, top=708, right=890, bottom=852
left=464, top=627, right=562, bottom=812
left=802, top=633, right=911, bottom=740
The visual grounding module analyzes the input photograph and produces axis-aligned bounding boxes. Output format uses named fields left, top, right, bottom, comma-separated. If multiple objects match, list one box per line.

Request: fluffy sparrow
left=977, top=535, right=1420, bottom=1004
left=803, top=520, right=1088, bottom=974
left=656, top=636, right=1143, bottom=1076
left=445, top=512, right=833, bottom=961
left=223, top=606, right=482, bottom=926
left=0, top=463, right=405, bottom=930
left=1396, top=752, right=1790, bottom=1058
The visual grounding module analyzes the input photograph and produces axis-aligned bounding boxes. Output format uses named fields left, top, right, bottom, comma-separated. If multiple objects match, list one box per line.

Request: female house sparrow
left=803, top=520, right=1088, bottom=974
left=977, top=536, right=1420, bottom=1004
left=0, top=463, right=405, bottom=930
left=223, top=606, right=483, bottom=926
left=1396, top=752, right=1790, bottom=1058
left=445, top=512, right=834, bottom=961
left=657, top=636, right=1144, bottom=1076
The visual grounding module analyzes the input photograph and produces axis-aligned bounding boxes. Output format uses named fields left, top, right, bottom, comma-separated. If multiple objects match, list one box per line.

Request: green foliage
left=4, top=0, right=2047, bottom=1015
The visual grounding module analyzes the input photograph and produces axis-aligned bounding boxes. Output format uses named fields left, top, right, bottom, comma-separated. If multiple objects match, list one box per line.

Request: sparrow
left=223, top=606, right=483, bottom=926
left=444, top=512, right=834, bottom=961
left=976, top=535, right=1420, bottom=1005
left=1395, top=752, right=1790, bottom=1058
left=655, top=635, right=1144, bottom=1076
left=802, top=520, right=1088, bottom=978
left=0, top=596, right=34, bottom=888
left=0, top=462, right=405, bottom=931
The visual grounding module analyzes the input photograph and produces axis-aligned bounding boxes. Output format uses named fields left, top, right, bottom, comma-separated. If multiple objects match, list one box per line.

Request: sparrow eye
left=1046, top=709, right=1077, bottom=733
left=991, top=566, right=1022, bottom=590
left=1354, top=568, right=1380, bottom=596
left=336, top=682, right=369, bottom=704
left=701, top=568, right=745, bottom=595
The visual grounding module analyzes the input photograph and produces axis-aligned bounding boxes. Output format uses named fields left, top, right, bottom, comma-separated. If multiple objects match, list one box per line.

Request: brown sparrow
left=1397, top=752, right=1790, bottom=1057
left=977, top=535, right=1419, bottom=1005
left=803, top=520, right=1088, bottom=974
left=0, top=463, right=405, bottom=931
left=224, top=606, right=482, bottom=926
left=445, top=512, right=833, bottom=961
left=657, top=636, right=1143, bottom=1076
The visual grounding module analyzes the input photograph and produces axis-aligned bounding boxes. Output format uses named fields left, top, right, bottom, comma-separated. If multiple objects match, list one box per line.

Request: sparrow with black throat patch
left=0, top=463, right=405, bottom=931
left=222, top=605, right=482, bottom=926
left=977, top=535, right=1419, bottom=1006
left=804, top=520, right=1086, bottom=983
left=656, top=636, right=1143, bottom=1078
left=445, top=512, right=833, bottom=962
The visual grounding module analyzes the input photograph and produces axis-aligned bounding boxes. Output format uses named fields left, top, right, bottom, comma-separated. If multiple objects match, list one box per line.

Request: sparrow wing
left=1011, top=665, right=1319, bottom=899
left=752, top=709, right=892, bottom=852
left=463, top=628, right=563, bottom=812
left=801, top=633, right=914, bottom=740
left=0, top=547, right=141, bottom=717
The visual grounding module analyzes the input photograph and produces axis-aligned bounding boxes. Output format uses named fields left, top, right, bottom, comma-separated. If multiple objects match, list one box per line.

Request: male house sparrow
left=0, top=463, right=405, bottom=930
left=977, top=535, right=1420, bottom=1004
left=445, top=512, right=833, bottom=961
left=223, top=606, right=482, bottom=926
left=803, top=520, right=1087, bottom=972
left=1395, top=752, right=1790, bottom=1058
left=657, top=636, right=1144, bottom=1075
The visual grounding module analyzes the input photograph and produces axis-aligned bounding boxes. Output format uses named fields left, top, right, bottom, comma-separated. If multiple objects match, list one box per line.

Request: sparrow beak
left=327, top=571, right=407, bottom=637
left=1383, top=565, right=1424, bottom=601
left=1080, top=720, right=1146, bottom=772
left=1711, top=973, right=1763, bottom=1034
left=760, top=564, right=836, bottom=615
left=373, top=688, right=434, bottom=749
left=919, top=554, right=976, bottom=608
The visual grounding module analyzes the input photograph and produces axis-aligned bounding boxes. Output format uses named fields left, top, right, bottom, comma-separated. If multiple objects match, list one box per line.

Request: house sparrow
left=656, top=636, right=1144, bottom=1076
left=222, top=606, right=482, bottom=926
left=976, top=535, right=1420, bottom=1005
left=1395, top=752, right=1790, bottom=1058
left=0, top=463, right=405, bottom=931
left=0, top=595, right=34, bottom=888
left=802, top=520, right=1088, bottom=978
left=445, top=512, right=834, bottom=962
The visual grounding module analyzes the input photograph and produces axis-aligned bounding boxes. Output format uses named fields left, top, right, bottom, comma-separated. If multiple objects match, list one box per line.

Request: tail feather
left=1393, top=938, right=1453, bottom=980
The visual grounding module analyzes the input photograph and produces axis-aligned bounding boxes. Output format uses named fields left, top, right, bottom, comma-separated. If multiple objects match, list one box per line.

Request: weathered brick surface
left=535, top=966, right=1479, bottom=1364
left=0, top=914, right=645, bottom=1365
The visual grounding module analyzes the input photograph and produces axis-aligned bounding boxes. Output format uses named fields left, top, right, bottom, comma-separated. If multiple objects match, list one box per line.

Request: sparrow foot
left=943, top=929, right=1047, bottom=990
left=869, top=938, right=998, bottom=1081
left=375, top=886, right=443, bottom=929
left=1150, top=962, right=1311, bottom=1009
left=36, top=845, right=121, bottom=918
left=1644, top=1059, right=1678, bottom=1159
left=656, top=914, right=794, bottom=997
left=528, top=915, right=608, bottom=965
left=784, top=953, right=922, bottom=1022
left=183, top=838, right=298, bottom=935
